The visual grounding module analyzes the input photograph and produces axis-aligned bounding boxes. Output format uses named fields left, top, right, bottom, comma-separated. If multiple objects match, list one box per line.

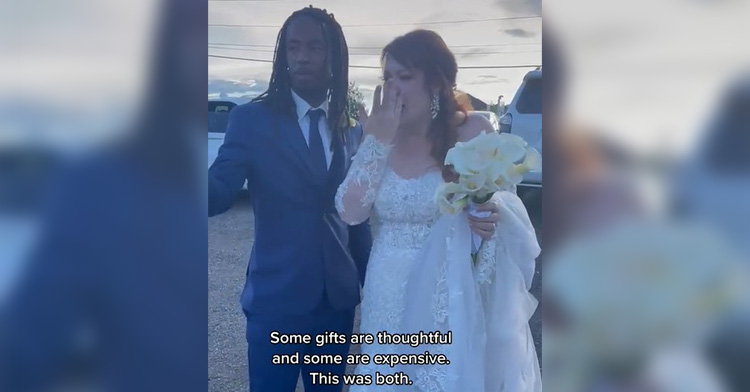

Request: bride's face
left=382, top=54, right=432, bottom=125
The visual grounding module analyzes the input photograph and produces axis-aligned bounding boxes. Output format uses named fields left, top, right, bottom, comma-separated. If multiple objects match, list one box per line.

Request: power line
left=209, top=0, right=308, bottom=2
left=208, top=45, right=541, bottom=55
left=208, top=54, right=540, bottom=69
left=456, top=65, right=541, bottom=69
left=209, top=43, right=275, bottom=48
left=209, top=15, right=540, bottom=28
left=208, top=41, right=542, bottom=49
left=209, top=54, right=274, bottom=64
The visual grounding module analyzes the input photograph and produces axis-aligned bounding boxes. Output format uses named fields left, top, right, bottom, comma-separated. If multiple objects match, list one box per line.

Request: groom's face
left=285, top=16, right=330, bottom=94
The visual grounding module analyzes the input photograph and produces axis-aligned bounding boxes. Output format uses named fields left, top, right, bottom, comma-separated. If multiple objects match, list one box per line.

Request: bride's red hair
left=382, top=30, right=470, bottom=181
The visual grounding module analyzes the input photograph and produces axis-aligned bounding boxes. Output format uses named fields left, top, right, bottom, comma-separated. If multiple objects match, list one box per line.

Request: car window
left=516, top=78, right=542, bottom=114
left=208, top=101, right=237, bottom=134
left=209, top=112, right=230, bottom=134
left=209, top=101, right=237, bottom=113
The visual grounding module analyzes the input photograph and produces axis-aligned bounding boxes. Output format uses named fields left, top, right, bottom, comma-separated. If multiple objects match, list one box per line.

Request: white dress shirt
left=291, top=90, right=333, bottom=168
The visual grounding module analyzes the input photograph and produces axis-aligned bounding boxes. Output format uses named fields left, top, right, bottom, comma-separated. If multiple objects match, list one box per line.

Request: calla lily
left=459, top=173, right=487, bottom=194
left=518, top=148, right=542, bottom=172
left=435, top=182, right=469, bottom=214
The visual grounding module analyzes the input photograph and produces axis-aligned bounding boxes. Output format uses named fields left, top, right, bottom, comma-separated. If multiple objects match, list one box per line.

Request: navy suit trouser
left=245, top=293, right=355, bottom=392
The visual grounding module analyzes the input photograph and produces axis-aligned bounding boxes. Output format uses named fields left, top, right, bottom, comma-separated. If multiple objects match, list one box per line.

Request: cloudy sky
left=208, top=0, right=542, bottom=108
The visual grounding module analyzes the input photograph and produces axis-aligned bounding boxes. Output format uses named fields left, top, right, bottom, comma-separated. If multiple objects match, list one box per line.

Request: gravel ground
left=209, top=192, right=542, bottom=392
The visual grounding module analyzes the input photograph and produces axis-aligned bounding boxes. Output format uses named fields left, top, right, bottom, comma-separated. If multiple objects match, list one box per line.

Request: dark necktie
left=307, top=109, right=327, bottom=175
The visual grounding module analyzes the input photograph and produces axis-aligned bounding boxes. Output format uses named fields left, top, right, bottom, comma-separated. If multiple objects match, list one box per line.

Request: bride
left=335, top=30, right=541, bottom=391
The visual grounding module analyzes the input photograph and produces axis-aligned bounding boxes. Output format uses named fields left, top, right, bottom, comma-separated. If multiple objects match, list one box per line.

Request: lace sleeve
left=335, top=134, right=393, bottom=225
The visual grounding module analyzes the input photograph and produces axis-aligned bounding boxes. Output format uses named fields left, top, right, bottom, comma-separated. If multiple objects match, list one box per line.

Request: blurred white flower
left=544, top=221, right=748, bottom=391
left=642, top=346, right=728, bottom=392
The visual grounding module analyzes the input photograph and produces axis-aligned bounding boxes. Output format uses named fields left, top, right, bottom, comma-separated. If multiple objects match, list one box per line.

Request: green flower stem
left=470, top=192, right=494, bottom=205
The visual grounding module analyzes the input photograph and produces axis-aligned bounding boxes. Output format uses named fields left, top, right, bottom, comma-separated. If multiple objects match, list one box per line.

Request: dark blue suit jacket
left=208, top=102, right=371, bottom=315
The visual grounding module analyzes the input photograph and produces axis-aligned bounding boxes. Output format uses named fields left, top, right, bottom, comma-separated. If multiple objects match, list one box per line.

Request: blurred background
left=543, top=0, right=750, bottom=391
left=0, top=0, right=208, bottom=391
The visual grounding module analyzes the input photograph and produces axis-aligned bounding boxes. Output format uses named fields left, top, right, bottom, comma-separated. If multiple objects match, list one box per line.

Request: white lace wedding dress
left=336, top=134, right=542, bottom=392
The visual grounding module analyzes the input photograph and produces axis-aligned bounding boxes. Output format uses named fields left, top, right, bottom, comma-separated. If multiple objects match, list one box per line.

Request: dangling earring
left=430, top=93, right=440, bottom=119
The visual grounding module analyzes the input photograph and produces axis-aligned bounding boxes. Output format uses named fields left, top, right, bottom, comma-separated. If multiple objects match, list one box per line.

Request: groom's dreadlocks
left=253, top=6, right=350, bottom=133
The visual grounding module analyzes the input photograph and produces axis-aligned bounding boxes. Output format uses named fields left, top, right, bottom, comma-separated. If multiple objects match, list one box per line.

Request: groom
left=208, top=6, right=371, bottom=392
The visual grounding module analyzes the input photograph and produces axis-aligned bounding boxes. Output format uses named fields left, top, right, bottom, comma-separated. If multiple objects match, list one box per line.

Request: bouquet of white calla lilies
left=437, top=130, right=540, bottom=259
